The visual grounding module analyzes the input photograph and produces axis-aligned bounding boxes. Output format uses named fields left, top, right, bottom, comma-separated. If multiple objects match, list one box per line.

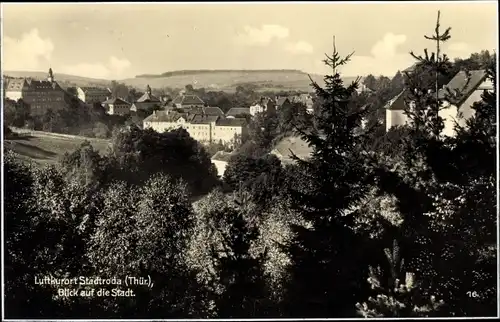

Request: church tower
left=47, top=68, right=54, bottom=83
left=146, top=84, right=151, bottom=95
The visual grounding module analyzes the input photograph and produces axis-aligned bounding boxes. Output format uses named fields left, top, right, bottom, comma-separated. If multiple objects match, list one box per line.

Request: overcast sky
left=2, top=2, right=497, bottom=80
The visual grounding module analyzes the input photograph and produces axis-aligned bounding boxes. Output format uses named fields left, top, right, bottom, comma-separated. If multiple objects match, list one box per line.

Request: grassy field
left=4, top=70, right=362, bottom=93
left=4, top=131, right=111, bottom=165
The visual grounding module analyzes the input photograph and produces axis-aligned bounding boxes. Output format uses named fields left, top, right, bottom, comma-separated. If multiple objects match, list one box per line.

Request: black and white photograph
left=1, top=1, right=498, bottom=320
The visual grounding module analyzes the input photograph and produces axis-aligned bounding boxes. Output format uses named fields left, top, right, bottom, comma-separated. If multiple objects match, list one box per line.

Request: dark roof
left=271, top=136, right=313, bottom=164
left=30, top=80, right=61, bottom=90
left=191, top=114, right=219, bottom=124
left=211, top=151, right=234, bottom=162
left=402, top=63, right=418, bottom=73
left=132, top=101, right=160, bottom=109
left=384, top=90, right=410, bottom=111
left=103, top=97, right=130, bottom=105
left=203, top=106, right=225, bottom=117
left=5, top=77, right=65, bottom=92
left=80, top=86, right=110, bottom=94
left=216, top=118, right=247, bottom=127
left=253, top=96, right=276, bottom=106
left=137, top=91, right=160, bottom=103
left=276, top=97, right=291, bottom=107
left=226, top=107, right=251, bottom=117
left=143, top=110, right=186, bottom=123
left=172, top=94, right=205, bottom=105
left=438, top=70, right=489, bottom=106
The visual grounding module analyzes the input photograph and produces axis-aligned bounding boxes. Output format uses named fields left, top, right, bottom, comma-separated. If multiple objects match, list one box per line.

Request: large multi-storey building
left=77, top=86, right=111, bottom=104
left=4, top=68, right=67, bottom=115
left=211, top=118, right=248, bottom=145
left=102, top=97, right=132, bottom=116
left=143, top=109, right=248, bottom=146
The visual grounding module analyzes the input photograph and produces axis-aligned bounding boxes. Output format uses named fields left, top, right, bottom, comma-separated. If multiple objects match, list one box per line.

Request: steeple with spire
left=47, top=68, right=54, bottom=83
left=136, top=84, right=160, bottom=103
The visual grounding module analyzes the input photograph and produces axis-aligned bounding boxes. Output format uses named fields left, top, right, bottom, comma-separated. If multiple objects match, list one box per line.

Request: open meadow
left=4, top=130, right=111, bottom=164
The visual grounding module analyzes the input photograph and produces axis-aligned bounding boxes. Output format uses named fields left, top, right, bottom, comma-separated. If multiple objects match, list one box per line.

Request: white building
left=384, top=90, right=411, bottom=131
left=249, top=97, right=276, bottom=116
left=143, top=110, right=248, bottom=146
left=439, top=70, right=493, bottom=137
left=385, top=69, right=493, bottom=137
left=212, top=118, right=248, bottom=147
left=211, top=151, right=233, bottom=177
left=77, top=87, right=111, bottom=104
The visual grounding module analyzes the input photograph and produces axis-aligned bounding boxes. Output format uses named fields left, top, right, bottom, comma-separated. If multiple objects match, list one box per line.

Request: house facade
left=385, top=90, right=412, bottom=131
left=143, top=111, right=215, bottom=143
left=4, top=68, right=67, bottom=115
left=103, top=97, right=131, bottom=115
left=439, top=70, right=493, bottom=137
left=249, top=97, right=276, bottom=116
left=385, top=69, right=493, bottom=136
left=212, top=118, right=248, bottom=146
left=77, top=86, right=111, bottom=104
left=143, top=110, right=248, bottom=145
left=211, top=151, right=233, bottom=177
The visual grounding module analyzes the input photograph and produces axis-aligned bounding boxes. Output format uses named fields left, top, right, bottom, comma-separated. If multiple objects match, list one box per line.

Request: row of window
left=146, top=123, right=241, bottom=134
left=26, top=97, right=62, bottom=102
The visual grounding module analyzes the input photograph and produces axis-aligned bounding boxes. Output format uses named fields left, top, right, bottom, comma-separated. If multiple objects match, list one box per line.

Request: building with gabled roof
left=77, top=86, right=111, bottom=104
left=384, top=89, right=412, bottom=131
left=202, top=106, right=225, bottom=117
left=249, top=96, right=276, bottom=116
left=172, top=94, right=205, bottom=109
left=4, top=68, right=67, bottom=115
left=102, top=97, right=131, bottom=116
left=439, top=69, right=493, bottom=137
left=143, top=108, right=248, bottom=146
left=211, top=151, right=234, bottom=177
left=131, top=85, right=162, bottom=112
left=137, top=85, right=160, bottom=103
left=384, top=69, right=493, bottom=136
left=143, top=110, right=218, bottom=143
left=276, top=96, right=292, bottom=109
left=212, top=118, right=248, bottom=146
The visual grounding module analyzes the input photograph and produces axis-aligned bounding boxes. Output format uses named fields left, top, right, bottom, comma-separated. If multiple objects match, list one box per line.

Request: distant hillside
left=136, top=69, right=305, bottom=78
left=3, top=71, right=111, bottom=89
left=124, top=70, right=360, bottom=93
left=4, top=69, right=363, bottom=93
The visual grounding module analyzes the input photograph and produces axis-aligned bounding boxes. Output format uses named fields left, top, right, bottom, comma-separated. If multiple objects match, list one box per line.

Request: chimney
left=153, top=110, right=157, bottom=116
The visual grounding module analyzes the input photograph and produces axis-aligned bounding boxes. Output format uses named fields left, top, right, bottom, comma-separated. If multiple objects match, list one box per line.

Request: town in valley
left=2, top=2, right=498, bottom=320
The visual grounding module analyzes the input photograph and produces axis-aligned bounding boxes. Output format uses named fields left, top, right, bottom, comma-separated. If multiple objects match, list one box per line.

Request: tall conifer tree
left=282, top=38, right=372, bottom=317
